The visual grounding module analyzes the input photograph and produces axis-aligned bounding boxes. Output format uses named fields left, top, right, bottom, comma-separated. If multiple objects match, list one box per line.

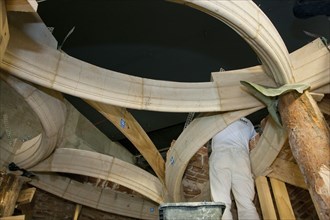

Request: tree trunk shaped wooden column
left=279, top=91, right=330, bottom=220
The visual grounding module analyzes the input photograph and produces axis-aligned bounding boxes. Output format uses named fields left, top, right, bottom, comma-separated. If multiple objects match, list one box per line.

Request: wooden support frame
left=86, top=100, right=165, bottom=184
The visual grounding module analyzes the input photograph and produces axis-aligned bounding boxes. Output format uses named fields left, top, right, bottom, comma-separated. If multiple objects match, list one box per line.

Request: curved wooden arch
left=30, top=173, right=158, bottom=220
left=0, top=73, right=66, bottom=168
left=2, top=0, right=293, bottom=113
left=165, top=107, right=262, bottom=202
left=30, top=148, right=164, bottom=204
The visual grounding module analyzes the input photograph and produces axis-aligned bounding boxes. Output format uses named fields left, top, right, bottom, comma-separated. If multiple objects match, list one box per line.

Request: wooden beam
left=268, top=158, right=307, bottom=189
left=0, top=0, right=9, bottom=62
left=279, top=91, right=330, bottom=220
left=0, top=215, right=25, bottom=220
left=73, top=204, right=82, bottom=220
left=17, top=187, right=36, bottom=205
left=5, top=0, right=37, bottom=12
left=255, top=176, right=277, bottom=220
left=86, top=100, right=165, bottom=184
left=270, top=178, right=295, bottom=220
left=30, top=148, right=164, bottom=204
left=0, top=173, right=24, bottom=217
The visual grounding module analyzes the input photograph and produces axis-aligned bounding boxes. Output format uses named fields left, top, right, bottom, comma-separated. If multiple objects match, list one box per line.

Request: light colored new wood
left=0, top=0, right=9, bottom=62
left=30, top=148, right=164, bottom=204
left=268, top=158, right=307, bottom=189
left=17, top=188, right=36, bottom=205
left=255, top=176, right=277, bottom=220
left=250, top=117, right=287, bottom=176
left=73, top=204, right=82, bottom=220
left=0, top=73, right=66, bottom=168
left=270, top=178, right=296, bottom=220
left=0, top=216, right=25, bottom=220
left=5, top=0, right=37, bottom=12
left=30, top=173, right=158, bottom=220
left=2, top=19, right=328, bottom=114
left=86, top=100, right=165, bottom=184
left=165, top=107, right=262, bottom=202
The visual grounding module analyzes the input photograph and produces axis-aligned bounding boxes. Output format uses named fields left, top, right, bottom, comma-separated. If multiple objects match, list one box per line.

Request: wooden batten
left=5, top=0, right=37, bottom=12
left=270, top=178, right=296, bottom=219
left=0, top=0, right=10, bottom=62
left=255, top=176, right=277, bottom=220
left=0, top=216, right=25, bottom=220
left=86, top=100, right=165, bottom=184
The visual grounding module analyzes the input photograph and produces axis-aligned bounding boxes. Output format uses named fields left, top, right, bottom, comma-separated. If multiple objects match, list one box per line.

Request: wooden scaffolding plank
left=270, top=178, right=296, bottom=220
left=255, top=176, right=277, bottom=220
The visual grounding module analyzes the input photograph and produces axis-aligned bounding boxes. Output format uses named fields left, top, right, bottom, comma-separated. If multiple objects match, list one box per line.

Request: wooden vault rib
left=29, top=173, right=158, bottom=220
left=0, top=73, right=66, bottom=168
left=165, top=107, right=263, bottom=202
left=30, top=148, right=164, bottom=204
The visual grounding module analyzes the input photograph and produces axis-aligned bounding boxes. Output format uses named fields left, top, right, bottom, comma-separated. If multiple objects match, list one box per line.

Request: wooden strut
left=279, top=91, right=330, bottom=220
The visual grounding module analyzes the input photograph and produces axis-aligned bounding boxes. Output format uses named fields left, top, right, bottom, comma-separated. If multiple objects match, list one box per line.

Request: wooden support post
left=270, top=178, right=295, bottom=219
left=255, top=176, right=277, bottom=220
left=0, top=173, right=25, bottom=217
left=279, top=91, right=330, bottom=220
left=0, top=0, right=10, bottom=62
left=73, top=204, right=82, bottom=220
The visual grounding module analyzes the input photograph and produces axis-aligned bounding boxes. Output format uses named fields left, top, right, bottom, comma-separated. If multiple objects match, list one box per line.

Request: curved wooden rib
left=0, top=73, right=66, bottom=168
left=179, top=0, right=293, bottom=84
left=250, top=117, right=288, bottom=176
left=165, top=107, right=262, bottom=202
left=30, top=173, right=158, bottom=220
left=1, top=0, right=294, bottom=113
left=30, top=148, right=164, bottom=204
left=86, top=100, right=165, bottom=184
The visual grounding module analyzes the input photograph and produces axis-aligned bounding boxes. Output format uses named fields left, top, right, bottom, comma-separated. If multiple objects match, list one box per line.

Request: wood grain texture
left=5, top=0, right=37, bottom=12
left=165, top=107, right=262, bottom=202
left=86, top=100, right=165, bottom=184
left=255, top=176, right=277, bottom=220
left=29, top=173, right=158, bottom=220
left=30, top=148, right=164, bottom=204
left=270, top=178, right=296, bottom=220
left=0, top=0, right=9, bottom=62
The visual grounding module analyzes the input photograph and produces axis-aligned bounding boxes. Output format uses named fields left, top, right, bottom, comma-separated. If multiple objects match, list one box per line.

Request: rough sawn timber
left=279, top=91, right=330, bottom=220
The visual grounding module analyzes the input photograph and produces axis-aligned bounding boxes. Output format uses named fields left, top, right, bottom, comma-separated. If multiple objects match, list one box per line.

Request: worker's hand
left=249, top=133, right=260, bottom=151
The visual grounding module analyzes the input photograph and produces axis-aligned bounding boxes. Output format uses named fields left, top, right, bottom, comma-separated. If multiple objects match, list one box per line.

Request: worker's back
left=211, top=118, right=256, bottom=153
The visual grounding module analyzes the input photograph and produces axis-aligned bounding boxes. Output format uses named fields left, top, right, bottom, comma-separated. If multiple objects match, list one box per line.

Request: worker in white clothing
left=209, top=117, right=260, bottom=220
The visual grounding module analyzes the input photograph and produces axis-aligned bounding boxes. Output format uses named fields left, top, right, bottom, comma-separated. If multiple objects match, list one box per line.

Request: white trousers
left=209, top=148, right=259, bottom=220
